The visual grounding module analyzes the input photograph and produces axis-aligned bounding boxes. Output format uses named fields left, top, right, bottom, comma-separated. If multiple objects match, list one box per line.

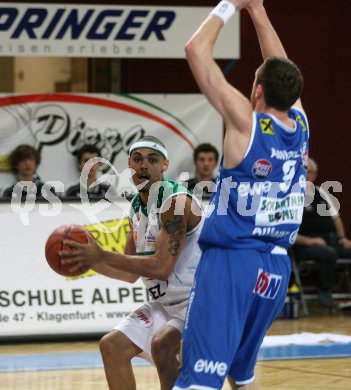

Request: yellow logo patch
left=66, top=218, right=130, bottom=280
left=260, top=118, right=274, bottom=135
left=296, top=115, right=307, bottom=132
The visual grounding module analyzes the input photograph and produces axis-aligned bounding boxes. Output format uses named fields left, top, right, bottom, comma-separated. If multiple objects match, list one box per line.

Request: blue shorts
left=173, top=247, right=290, bottom=390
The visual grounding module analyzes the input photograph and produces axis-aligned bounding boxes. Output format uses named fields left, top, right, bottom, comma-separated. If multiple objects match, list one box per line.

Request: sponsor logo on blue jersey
left=252, top=227, right=291, bottom=239
left=270, top=142, right=307, bottom=161
left=254, top=269, right=282, bottom=299
left=256, top=193, right=304, bottom=226
left=296, top=115, right=307, bottom=132
left=259, top=118, right=274, bottom=135
left=194, top=359, right=227, bottom=376
left=252, top=159, right=272, bottom=179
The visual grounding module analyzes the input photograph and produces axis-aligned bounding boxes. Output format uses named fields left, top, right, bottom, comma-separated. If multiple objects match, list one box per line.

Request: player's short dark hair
left=76, top=144, right=101, bottom=163
left=256, top=57, right=304, bottom=111
left=9, top=144, right=41, bottom=174
left=193, top=143, right=219, bottom=162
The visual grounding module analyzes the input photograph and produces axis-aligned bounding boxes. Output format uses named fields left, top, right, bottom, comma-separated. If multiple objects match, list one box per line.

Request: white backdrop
left=0, top=200, right=146, bottom=338
left=0, top=197, right=211, bottom=339
left=0, top=93, right=223, bottom=195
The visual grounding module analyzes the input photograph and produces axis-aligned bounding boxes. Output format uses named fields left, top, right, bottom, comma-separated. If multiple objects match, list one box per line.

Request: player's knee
left=100, top=332, right=115, bottom=359
left=151, top=333, right=170, bottom=362
left=227, top=375, right=238, bottom=389
left=100, top=331, right=128, bottom=362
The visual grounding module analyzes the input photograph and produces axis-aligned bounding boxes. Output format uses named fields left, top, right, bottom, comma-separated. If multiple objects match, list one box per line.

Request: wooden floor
left=1, top=311, right=351, bottom=390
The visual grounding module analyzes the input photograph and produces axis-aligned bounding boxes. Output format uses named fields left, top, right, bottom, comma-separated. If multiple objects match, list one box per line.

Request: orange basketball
left=45, top=224, right=92, bottom=276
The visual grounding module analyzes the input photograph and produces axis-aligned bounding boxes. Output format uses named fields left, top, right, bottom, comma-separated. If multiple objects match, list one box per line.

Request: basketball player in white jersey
left=60, top=136, right=203, bottom=390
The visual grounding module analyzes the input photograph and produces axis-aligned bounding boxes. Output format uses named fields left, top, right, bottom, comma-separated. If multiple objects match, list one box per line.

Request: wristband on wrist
left=210, top=1, right=236, bottom=24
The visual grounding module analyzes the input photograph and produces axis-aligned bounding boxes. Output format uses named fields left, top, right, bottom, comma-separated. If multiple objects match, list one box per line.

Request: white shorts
left=114, top=299, right=188, bottom=362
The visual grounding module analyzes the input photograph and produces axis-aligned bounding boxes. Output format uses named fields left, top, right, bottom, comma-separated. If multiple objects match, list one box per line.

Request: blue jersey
left=199, top=107, right=309, bottom=251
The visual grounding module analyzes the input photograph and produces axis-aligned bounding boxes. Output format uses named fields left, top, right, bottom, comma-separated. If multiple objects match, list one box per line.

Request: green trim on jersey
left=130, top=179, right=192, bottom=219
left=136, top=251, right=156, bottom=256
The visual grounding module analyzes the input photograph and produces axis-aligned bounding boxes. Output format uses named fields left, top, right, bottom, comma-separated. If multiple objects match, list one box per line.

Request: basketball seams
left=58, top=225, right=72, bottom=272
left=45, top=225, right=90, bottom=276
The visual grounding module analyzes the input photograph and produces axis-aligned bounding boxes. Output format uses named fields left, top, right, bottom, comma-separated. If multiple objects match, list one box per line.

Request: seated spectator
left=185, top=143, right=219, bottom=198
left=293, top=157, right=351, bottom=309
left=2, top=144, right=54, bottom=200
left=65, top=144, right=117, bottom=201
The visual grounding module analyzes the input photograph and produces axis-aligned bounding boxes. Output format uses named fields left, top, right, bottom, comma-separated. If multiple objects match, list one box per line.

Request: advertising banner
left=0, top=3, right=240, bottom=58
left=0, top=200, right=149, bottom=339
left=0, top=93, right=223, bottom=195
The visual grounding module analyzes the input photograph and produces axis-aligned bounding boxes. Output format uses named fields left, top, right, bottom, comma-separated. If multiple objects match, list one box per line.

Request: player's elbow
left=184, top=40, right=193, bottom=56
left=185, top=39, right=201, bottom=61
left=185, top=34, right=213, bottom=62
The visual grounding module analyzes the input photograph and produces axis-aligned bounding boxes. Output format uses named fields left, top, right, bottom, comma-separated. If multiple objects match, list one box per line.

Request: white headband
left=129, top=140, right=168, bottom=160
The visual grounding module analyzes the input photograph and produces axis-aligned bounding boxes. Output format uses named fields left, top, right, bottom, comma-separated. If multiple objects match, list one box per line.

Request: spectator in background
left=185, top=143, right=219, bottom=198
left=293, top=157, right=351, bottom=309
left=65, top=144, right=117, bottom=201
left=2, top=144, right=54, bottom=200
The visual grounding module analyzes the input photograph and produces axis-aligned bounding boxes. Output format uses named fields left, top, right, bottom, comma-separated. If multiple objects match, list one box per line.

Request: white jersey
left=130, top=180, right=202, bottom=305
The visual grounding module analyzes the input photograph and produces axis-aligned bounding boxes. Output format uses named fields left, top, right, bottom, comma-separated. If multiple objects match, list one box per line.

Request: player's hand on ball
left=59, top=233, right=103, bottom=273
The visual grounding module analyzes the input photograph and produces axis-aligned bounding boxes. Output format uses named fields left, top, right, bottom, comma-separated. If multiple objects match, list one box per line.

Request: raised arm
left=246, top=0, right=303, bottom=110
left=185, top=1, right=253, bottom=168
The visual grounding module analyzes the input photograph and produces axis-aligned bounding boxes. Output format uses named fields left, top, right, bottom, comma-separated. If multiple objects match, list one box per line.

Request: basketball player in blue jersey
left=60, top=136, right=203, bottom=390
left=173, top=0, right=309, bottom=389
